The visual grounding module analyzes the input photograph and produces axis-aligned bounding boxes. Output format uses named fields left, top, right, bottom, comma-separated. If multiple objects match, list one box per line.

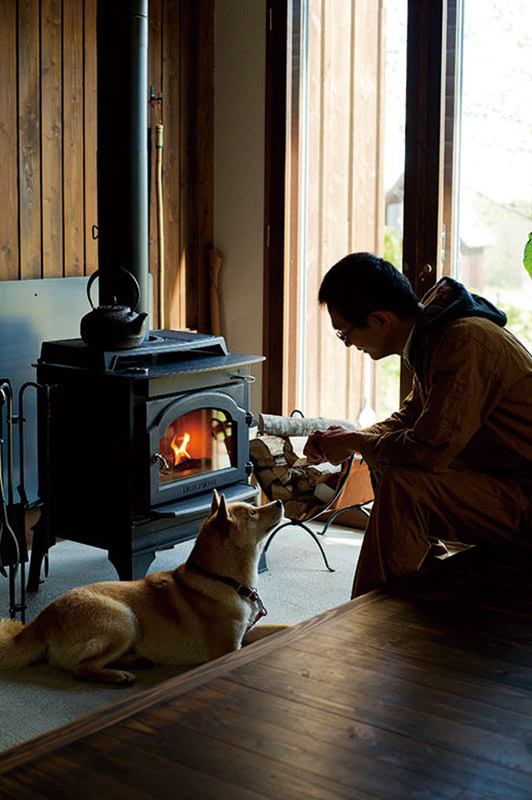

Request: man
left=304, top=251, right=532, bottom=597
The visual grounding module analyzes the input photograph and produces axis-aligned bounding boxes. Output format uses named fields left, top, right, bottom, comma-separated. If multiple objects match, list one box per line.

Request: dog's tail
left=0, top=617, right=47, bottom=669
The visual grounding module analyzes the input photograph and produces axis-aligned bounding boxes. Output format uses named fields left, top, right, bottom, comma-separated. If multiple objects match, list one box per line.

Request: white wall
left=214, top=0, right=266, bottom=416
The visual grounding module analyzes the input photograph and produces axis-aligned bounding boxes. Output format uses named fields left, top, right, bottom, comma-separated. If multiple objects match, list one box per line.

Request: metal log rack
left=258, top=410, right=373, bottom=573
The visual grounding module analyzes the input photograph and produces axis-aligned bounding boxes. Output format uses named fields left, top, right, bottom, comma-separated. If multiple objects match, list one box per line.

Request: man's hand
left=303, top=426, right=362, bottom=466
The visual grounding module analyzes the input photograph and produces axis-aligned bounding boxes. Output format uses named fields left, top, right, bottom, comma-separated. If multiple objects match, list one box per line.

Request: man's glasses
left=335, top=325, right=356, bottom=344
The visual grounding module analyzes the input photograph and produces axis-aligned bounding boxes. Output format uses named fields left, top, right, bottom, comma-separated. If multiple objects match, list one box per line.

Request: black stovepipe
left=96, top=0, right=149, bottom=319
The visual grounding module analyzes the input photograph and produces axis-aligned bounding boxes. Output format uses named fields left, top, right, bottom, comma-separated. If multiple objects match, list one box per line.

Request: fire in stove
left=171, top=432, right=192, bottom=465
left=158, top=408, right=235, bottom=485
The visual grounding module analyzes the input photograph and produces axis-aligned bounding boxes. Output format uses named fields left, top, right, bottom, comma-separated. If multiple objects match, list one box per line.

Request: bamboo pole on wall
left=208, top=248, right=223, bottom=336
left=155, top=123, right=165, bottom=328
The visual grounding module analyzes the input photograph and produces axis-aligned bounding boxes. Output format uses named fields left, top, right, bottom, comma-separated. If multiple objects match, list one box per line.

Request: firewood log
left=254, top=468, right=276, bottom=490
left=304, top=464, right=341, bottom=486
left=259, top=414, right=359, bottom=437
left=271, top=465, right=293, bottom=484
left=250, top=428, right=350, bottom=519
left=249, top=435, right=286, bottom=462
left=283, top=500, right=316, bottom=521
left=296, top=475, right=313, bottom=493
left=270, top=483, right=295, bottom=502
left=283, top=436, right=308, bottom=465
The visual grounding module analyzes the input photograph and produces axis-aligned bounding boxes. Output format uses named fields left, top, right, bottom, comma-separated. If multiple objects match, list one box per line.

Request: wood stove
left=27, top=331, right=262, bottom=589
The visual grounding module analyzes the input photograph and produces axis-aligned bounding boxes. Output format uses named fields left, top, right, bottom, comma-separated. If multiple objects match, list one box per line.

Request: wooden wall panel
left=63, top=0, right=84, bottom=277
left=283, top=0, right=303, bottom=415
left=0, top=0, right=19, bottom=280
left=18, top=0, right=42, bottom=279
left=0, top=0, right=213, bottom=336
left=41, top=0, right=63, bottom=278
left=300, top=0, right=322, bottom=417
left=84, top=0, right=98, bottom=275
left=161, top=0, right=186, bottom=330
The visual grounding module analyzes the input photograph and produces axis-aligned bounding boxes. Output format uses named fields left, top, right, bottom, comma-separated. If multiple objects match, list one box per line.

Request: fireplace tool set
left=0, top=379, right=40, bottom=622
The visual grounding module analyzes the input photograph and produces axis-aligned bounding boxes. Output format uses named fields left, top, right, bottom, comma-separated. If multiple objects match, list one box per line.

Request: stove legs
left=108, top=547, right=157, bottom=581
left=28, top=511, right=158, bottom=589
left=29, top=539, right=157, bottom=589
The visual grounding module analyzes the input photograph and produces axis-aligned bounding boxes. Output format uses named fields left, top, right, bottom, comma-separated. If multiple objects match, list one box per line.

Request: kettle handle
left=86, top=267, right=141, bottom=311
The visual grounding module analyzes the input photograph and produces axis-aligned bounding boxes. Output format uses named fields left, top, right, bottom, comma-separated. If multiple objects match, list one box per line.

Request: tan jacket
left=358, top=317, right=532, bottom=480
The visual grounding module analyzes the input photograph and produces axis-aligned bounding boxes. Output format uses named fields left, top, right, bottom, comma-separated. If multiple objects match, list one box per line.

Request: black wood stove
left=28, top=331, right=262, bottom=589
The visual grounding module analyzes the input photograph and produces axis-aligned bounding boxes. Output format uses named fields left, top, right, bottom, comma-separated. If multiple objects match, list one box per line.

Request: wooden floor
left=1, top=545, right=532, bottom=799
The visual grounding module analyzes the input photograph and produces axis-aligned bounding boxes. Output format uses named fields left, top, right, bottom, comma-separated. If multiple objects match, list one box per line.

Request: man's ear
left=368, top=310, right=394, bottom=331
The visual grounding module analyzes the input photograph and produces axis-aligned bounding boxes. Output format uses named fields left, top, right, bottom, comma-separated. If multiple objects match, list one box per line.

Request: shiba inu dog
left=0, top=491, right=286, bottom=684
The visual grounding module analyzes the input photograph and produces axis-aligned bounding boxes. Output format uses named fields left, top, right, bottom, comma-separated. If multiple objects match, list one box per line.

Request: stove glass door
left=158, top=408, right=235, bottom=487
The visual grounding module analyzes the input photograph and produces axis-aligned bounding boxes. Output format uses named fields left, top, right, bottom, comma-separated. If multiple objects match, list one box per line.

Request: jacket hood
left=406, top=276, right=507, bottom=370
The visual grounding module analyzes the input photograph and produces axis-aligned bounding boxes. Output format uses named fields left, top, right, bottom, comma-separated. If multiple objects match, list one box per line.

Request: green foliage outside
left=384, top=225, right=403, bottom=270
left=524, top=232, right=532, bottom=282
left=504, top=303, right=532, bottom=345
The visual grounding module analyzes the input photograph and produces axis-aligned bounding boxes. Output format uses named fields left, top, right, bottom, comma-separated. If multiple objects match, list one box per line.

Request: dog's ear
left=215, top=493, right=230, bottom=524
left=210, top=489, right=220, bottom=515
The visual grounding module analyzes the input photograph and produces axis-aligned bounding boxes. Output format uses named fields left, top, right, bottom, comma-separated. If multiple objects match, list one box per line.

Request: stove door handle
left=229, top=374, right=255, bottom=383
left=152, top=453, right=169, bottom=470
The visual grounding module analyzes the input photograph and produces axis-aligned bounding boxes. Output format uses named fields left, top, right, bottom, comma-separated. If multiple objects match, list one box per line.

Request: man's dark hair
left=318, top=252, right=419, bottom=326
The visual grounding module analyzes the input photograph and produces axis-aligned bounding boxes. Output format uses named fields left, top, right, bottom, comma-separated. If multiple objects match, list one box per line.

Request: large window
left=283, top=0, right=406, bottom=422
left=451, top=0, right=532, bottom=350
left=265, top=0, right=532, bottom=417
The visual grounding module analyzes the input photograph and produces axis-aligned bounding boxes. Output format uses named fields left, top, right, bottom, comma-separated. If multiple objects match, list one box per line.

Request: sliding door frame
left=263, top=0, right=289, bottom=414
left=400, top=0, right=448, bottom=397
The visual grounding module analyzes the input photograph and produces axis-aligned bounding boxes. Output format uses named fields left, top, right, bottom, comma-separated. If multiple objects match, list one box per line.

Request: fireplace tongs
left=189, top=561, right=267, bottom=631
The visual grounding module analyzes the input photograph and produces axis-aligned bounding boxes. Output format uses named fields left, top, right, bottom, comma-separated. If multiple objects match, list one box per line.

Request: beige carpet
left=0, top=520, right=364, bottom=752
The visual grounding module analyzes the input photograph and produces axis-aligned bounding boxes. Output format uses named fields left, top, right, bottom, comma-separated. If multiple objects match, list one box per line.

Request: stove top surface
left=38, top=330, right=264, bottom=376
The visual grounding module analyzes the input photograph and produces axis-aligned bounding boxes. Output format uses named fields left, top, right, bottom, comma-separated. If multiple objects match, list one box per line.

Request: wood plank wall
left=0, top=0, right=213, bottom=332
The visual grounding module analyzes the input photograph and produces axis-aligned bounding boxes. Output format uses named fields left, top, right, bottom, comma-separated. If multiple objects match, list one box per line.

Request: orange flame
left=171, top=432, right=192, bottom=466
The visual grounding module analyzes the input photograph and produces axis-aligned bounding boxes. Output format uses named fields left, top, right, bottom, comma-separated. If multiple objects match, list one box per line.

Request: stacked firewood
left=249, top=432, right=343, bottom=521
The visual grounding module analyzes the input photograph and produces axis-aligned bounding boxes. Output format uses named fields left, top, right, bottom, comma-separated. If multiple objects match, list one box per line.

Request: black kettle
left=80, top=268, right=148, bottom=350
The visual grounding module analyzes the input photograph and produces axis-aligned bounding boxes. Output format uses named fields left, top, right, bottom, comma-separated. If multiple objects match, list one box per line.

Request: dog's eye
left=249, top=508, right=256, bottom=515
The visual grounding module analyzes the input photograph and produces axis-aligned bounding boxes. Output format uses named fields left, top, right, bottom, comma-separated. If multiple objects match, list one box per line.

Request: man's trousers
left=351, top=467, right=532, bottom=597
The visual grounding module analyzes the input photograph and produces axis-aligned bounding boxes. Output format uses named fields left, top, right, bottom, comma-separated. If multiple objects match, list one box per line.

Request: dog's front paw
left=242, top=624, right=291, bottom=646
left=114, top=669, right=136, bottom=684
left=73, top=665, right=137, bottom=684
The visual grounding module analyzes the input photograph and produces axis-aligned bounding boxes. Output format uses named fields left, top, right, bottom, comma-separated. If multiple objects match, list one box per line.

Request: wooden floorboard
left=1, top=546, right=532, bottom=798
